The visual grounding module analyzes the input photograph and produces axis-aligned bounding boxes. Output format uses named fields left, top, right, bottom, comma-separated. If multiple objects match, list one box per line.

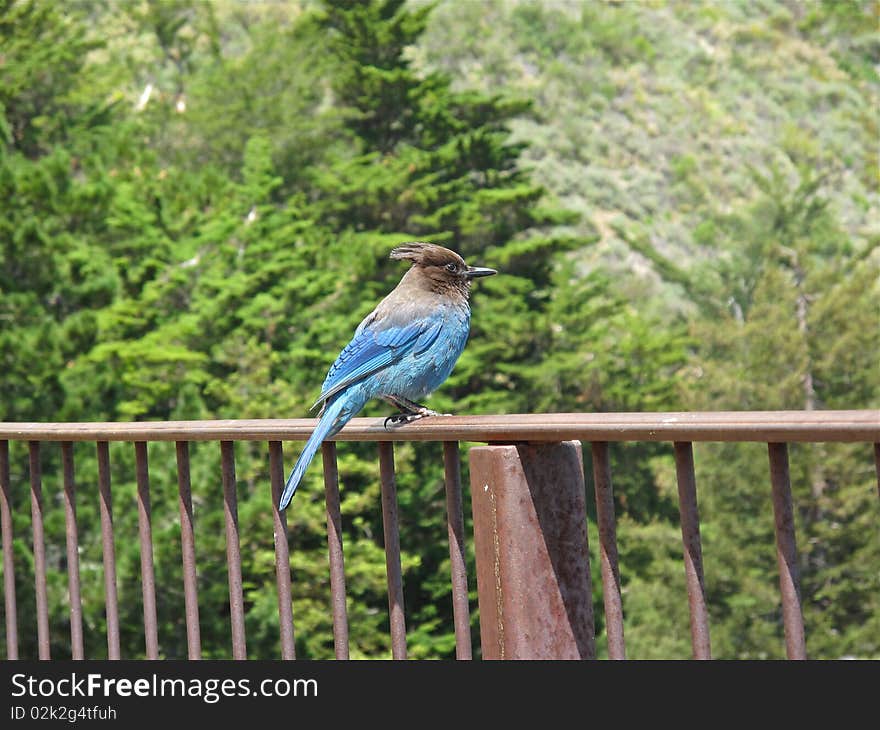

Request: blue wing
left=311, top=316, right=443, bottom=410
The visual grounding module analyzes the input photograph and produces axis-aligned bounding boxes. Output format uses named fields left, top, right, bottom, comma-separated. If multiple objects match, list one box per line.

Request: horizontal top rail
left=0, top=410, right=877, bottom=443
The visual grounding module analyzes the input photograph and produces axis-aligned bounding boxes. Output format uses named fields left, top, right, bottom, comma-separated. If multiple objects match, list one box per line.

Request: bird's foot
left=383, top=407, right=450, bottom=430
left=384, top=412, right=419, bottom=429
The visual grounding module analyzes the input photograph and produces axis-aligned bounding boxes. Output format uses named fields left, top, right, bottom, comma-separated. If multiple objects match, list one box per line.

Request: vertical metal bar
left=591, top=441, right=625, bottom=659
left=768, top=442, right=807, bottom=659
left=97, top=442, right=121, bottom=659
left=175, top=441, right=201, bottom=659
left=269, top=441, right=296, bottom=660
left=442, top=441, right=472, bottom=660
left=0, top=441, right=18, bottom=659
left=61, top=442, right=84, bottom=659
left=673, top=442, right=711, bottom=660
left=378, top=442, right=407, bottom=660
left=134, top=442, right=159, bottom=659
left=322, top=442, right=349, bottom=660
left=28, top=442, right=50, bottom=659
left=469, top=442, right=595, bottom=660
left=874, top=443, right=879, bottom=502
left=220, top=441, right=247, bottom=659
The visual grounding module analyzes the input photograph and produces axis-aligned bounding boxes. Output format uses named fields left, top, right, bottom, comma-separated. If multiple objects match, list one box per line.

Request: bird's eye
left=445, top=262, right=458, bottom=273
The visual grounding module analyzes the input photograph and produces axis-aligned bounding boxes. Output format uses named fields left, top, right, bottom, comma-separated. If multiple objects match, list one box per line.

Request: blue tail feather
left=278, top=393, right=362, bottom=510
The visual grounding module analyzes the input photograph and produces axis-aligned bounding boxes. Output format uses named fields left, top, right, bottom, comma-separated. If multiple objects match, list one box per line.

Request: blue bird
left=279, top=242, right=496, bottom=510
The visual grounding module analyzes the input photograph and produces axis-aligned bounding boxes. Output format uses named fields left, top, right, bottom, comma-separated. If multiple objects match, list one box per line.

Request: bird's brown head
left=390, top=242, right=496, bottom=296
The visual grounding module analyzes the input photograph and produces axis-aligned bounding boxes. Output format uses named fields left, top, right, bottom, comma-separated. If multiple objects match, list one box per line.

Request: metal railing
left=1, top=410, right=878, bottom=660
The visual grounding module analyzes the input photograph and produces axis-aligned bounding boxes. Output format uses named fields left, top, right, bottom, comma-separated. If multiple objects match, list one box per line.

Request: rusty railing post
left=322, top=442, right=350, bottom=659
left=378, top=442, right=407, bottom=660
left=469, top=441, right=595, bottom=659
left=591, top=441, right=625, bottom=659
left=61, top=442, right=84, bottom=659
left=673, top=442, right=711, bottom=659
left=97, top=441, right=121, bottom=659
left=176, top=441, right=202, bottom=659
left=28, top=442, right=50, bottom=659
left=220, top=441, right=247, bottom=659
left=135, top=442, right=159, bottom=659
left=269, top=440, right=296, bottom=660
left=443, top=441, right=472, bottom=659
left=1, top=441, right=18, bottom=659
left=768, top=442, right=807, bottom=659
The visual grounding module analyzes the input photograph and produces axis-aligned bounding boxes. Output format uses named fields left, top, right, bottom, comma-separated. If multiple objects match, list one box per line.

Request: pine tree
left=681, top=162, right=880, bottom=658
left=0, top=0, right=122, bottom=422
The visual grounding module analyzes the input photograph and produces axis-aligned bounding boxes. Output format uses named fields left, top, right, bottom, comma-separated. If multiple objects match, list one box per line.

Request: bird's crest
left=390, top=242, right=466, bottom=268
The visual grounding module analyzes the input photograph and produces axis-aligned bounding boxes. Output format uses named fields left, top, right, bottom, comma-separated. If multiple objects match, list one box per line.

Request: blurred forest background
left=1, top=0, right=878, bottom=659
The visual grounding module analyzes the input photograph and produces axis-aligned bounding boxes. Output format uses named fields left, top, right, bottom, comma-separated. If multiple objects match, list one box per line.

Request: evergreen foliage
left=0, top=0, right=876, bottom=658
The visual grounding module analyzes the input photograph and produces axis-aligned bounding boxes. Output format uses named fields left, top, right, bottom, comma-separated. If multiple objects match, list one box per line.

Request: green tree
left=0, top=0, right=124, bottom=423
left=70, top=0, right=669, bottom=658
left=0, top=0, right=133, bottom=659
left=685, top=164, right=879, bottom=657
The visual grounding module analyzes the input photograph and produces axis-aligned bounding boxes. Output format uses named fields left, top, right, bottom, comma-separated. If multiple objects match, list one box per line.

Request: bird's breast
left=370, top=304, right=470, bottom=401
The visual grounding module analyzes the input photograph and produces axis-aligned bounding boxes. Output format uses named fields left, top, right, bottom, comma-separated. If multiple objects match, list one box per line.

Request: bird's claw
left=383, top=413, right=420, bottom=430
left=383, top=409, right=449, bottom=430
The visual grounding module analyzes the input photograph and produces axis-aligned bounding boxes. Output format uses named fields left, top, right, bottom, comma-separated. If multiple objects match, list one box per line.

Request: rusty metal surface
left=321, top=442, right=349, bottom=659
left=2, top=410, right=877, bottom=443
left=378, top=442, right=407, bottom=659
left=875, top=443, right=879, bottom=501
left=442, top=441, right=472, bottom=660
left=673, top=442, right=711, bottom=659
left=1, top=441, right=18, bottom=659
left=175, top=441, right=202, bottom=659
left=96, top=442, right=121, bottom=659
left=269, top=440, right=296, bottom=659
left=135, top=442, right=159, bottom=659
left=768, top=443, right=807, bottom=660
left=470, top=442, right=595, bottom=660
left=590, top=442, right=625, bottom=660
left=2, top=415, right=876, bottom=661
left=61, top=442, right=84, bottom=659
left=28, top=442, right=50, bottom=659
left=220, top=441, right=247, bottom=659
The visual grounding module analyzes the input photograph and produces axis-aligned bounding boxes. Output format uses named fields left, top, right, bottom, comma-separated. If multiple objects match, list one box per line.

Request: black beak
left=465, top=265, right=497, bottom=279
